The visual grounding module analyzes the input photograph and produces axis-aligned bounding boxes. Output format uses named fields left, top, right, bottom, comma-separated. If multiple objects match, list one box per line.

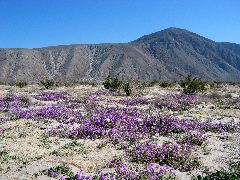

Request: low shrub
left=176, top=131, right=207, bottom=146
left=14, top=81, right=28, bottom=88
left=230, top=161, right=240, bottom=178
left=196, top=170, right=238, bottom=180
left=40, top=79, right=55, bottom=89
left=179, top=75, right=207, bottom=94
left=149, top=80, right=159, bottom=87
left=62, top=81, right=78, bottom=87
left=123, top=82, right=131, bottom=96
left=141, top=80, right=159, bottom=87
left=159, top=82, right=175, bottom=88
left=103, top=75, right=122, bottom=92
left=78, top=81, right=98, bottom=86
left=103, top=76, right=132, bottom=96
left=209, top=92, right=221, bottom=99
left=34, top=164, right=74, bottom=178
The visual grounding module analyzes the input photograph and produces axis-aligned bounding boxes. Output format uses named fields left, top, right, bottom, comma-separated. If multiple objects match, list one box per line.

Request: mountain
left=0, top=27, right=240, bottom=83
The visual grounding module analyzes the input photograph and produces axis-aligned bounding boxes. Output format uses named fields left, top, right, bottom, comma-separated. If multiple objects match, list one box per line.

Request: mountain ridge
left=0, top=27, right=240, bottom=83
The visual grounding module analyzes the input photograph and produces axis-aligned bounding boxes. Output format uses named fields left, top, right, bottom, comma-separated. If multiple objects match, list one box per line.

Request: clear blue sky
left=0, top=0, right=239, bottom=48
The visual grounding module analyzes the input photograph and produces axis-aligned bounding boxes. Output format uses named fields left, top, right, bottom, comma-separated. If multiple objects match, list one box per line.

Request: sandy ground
left=0, top=84, right=239, bottom=179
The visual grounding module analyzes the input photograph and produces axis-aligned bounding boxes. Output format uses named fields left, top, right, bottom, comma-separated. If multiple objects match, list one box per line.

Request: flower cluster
left=118, top=94, right=199, bottom=111
left=84, top=90, right=113, bottom=96
left=34, top=91, right=68, bottom=101
left=45, top=105, right=227, bottom=145
left=0, top=95, right=30, bottom=112
left=55, top=162, right=176, bottom=180
left=128, top=141, right=200, bottom=171
left=118, top=98, right=151, bottom=106
left=156, top=94, right=199, bottom=110
left=3, top=89, right=239, bottom=178
left=11, top=105, right=82, bottom=121
left=176, top=131, right=207, bottom=146
left=113, top=161, right=176, bottom=179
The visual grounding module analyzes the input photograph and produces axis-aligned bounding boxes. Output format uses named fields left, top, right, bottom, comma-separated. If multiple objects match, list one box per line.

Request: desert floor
left=0, top=84, right=239, bottom=179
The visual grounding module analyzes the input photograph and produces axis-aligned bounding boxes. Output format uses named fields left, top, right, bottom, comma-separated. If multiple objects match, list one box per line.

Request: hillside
left=0, top=27, right=240, bottom=83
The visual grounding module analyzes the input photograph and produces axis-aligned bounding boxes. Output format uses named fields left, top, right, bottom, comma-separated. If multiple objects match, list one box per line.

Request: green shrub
left=141, top=80, right=159, bottom=87
left=230, top=161, right=240, bottom=177
left=196, top=170, right=238, bottom=180
left=14, top=81, right=28, bottom=88
left=159, top=81, right=174, bottom=88
left=103, top=76, right=132, bottom=96
left=179, top=75, right=207, bottom=94
left=149, top=80, right=159, bottom=87
left=34, top=164, right=74, bottom=178
left=103, top=75, right=122, bottom=92
left=123, top=82, right=131, bottom=96
left=40, top=79, right=55, bottom=89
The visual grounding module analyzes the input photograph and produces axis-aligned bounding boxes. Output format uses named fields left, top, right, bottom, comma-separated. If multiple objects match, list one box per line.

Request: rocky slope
left=0, top=27, right=240, bottom=83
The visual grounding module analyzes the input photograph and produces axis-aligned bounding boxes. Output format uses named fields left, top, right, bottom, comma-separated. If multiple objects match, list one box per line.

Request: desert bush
left=14, top=81, right=28, bottom=88
left=123, top=82, right=131, bottom=96
left=209, top=92, right=221, bottom=99
left=141, top=80, right=159, bottom=87
left=159, top=81, right=175, bottom=88
left=103, top=75, right=122, bottom=92
left=40, top=79, right=55, bottom=89
left=209, top=81, right=224, bottom=89
left=195, top=170, right=238, bottom=180
left=78, top=81, right=98, bottom=86
left=62, top=81, right=77, bottom=87
left=176, top=131, right=207, bottom=146
left=224, top=93, right=232, bottom=98
left=103, top=76, right=132, bottom=96
left=227, top=82, right=237, bottom=86
left=230, top=161, right=240, bottom=178
left=149, top=80, right=159, bottom=87
left=129, top=81, right=145, bottom=97
left=34, top=164, right=74, bottom=178
left=179, top=75, right=207, bottom=94
left=0, top=81, right=7, bottom=85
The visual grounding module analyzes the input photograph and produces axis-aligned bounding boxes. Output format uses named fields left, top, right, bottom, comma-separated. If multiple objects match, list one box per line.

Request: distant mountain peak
left=131, top=27, right=212, bottom=44
left=162, top=27, right=188, bottom=32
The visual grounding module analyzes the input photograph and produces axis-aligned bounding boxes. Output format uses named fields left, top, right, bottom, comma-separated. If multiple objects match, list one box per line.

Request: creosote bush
left=195, top=170, right=238, bottom=180
left=149, top=80, right=159, bottom=87
left=103, top=75, right=132, bottom=96
left=40, top=79, right=55, bottom=89
left=179, top=75, right=207, bottom=94
left=103, top=75, right=122, bottom=92
left=123, top=82, right=131, bottom=96
left=229, top=161, right=240, bottom=178
left=159, top=81, right=175, bottom=88
left=34, top=164, right=74, bottom=178
left=14, top=81, right=28, bottom=88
